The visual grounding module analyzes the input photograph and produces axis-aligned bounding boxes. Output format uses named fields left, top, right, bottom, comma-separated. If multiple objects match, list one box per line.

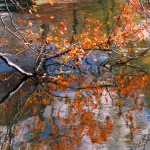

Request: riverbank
left=35, top=0, right=95, bottom=5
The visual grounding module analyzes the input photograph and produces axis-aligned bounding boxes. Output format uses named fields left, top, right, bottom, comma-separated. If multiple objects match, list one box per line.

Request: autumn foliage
left=0, top=0, right=150, bottom=149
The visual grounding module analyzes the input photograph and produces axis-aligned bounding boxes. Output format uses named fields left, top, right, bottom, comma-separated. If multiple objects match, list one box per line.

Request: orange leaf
left=50, top=16, right=55, bottom=19
left=116, top=99, right=124, bottom=105
left=48, top=0, right=54, bottom=5
left=105, top=97, right=108, bottom=103
left=28, top=22, right=33, bottom=27
left=33, top=107, right=37, bottom=114
left=3, top=104, right=7, bottom=111
left=35, top=14, right=41, bottom=18
left=0, top=40, right=7, bottom=43
left=42, top=98, right=48, bottom=104
left=18, top=19, right=25, bottom=24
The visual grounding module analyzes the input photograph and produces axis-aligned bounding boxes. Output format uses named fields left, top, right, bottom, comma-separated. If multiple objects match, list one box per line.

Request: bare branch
left=0, top=16, right=39, bottom=55
left=0, top=53, right=33, bottom=76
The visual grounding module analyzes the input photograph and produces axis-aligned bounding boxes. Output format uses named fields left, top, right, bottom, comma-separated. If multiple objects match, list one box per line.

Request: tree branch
left=0, top=76, right=29, bottom=104
left=0, top=53, right=33, bottom=76
left=0, top=16, right=39, bottom=55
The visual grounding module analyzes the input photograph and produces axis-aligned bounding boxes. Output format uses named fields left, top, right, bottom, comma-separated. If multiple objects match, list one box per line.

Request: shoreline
left=35, top=0, right=96, bottom=5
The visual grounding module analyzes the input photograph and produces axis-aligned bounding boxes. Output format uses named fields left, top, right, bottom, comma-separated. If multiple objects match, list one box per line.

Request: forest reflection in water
left=0, top=0, right=150, bottom=150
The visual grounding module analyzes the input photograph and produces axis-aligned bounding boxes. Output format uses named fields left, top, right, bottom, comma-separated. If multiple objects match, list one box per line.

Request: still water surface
left=0, top=0, right=150, bottom=150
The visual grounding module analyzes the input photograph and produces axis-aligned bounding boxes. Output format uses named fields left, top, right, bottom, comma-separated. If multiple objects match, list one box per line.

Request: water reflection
left=0, top=0, right=150, bottom=150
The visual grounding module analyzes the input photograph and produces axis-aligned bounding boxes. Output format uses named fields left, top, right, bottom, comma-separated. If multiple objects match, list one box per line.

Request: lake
left=0, top=0, right=150, bottom=149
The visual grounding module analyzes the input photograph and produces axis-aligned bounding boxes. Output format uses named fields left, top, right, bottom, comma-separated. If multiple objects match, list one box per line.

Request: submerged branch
left=0, top=76, right=29, bottom=104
